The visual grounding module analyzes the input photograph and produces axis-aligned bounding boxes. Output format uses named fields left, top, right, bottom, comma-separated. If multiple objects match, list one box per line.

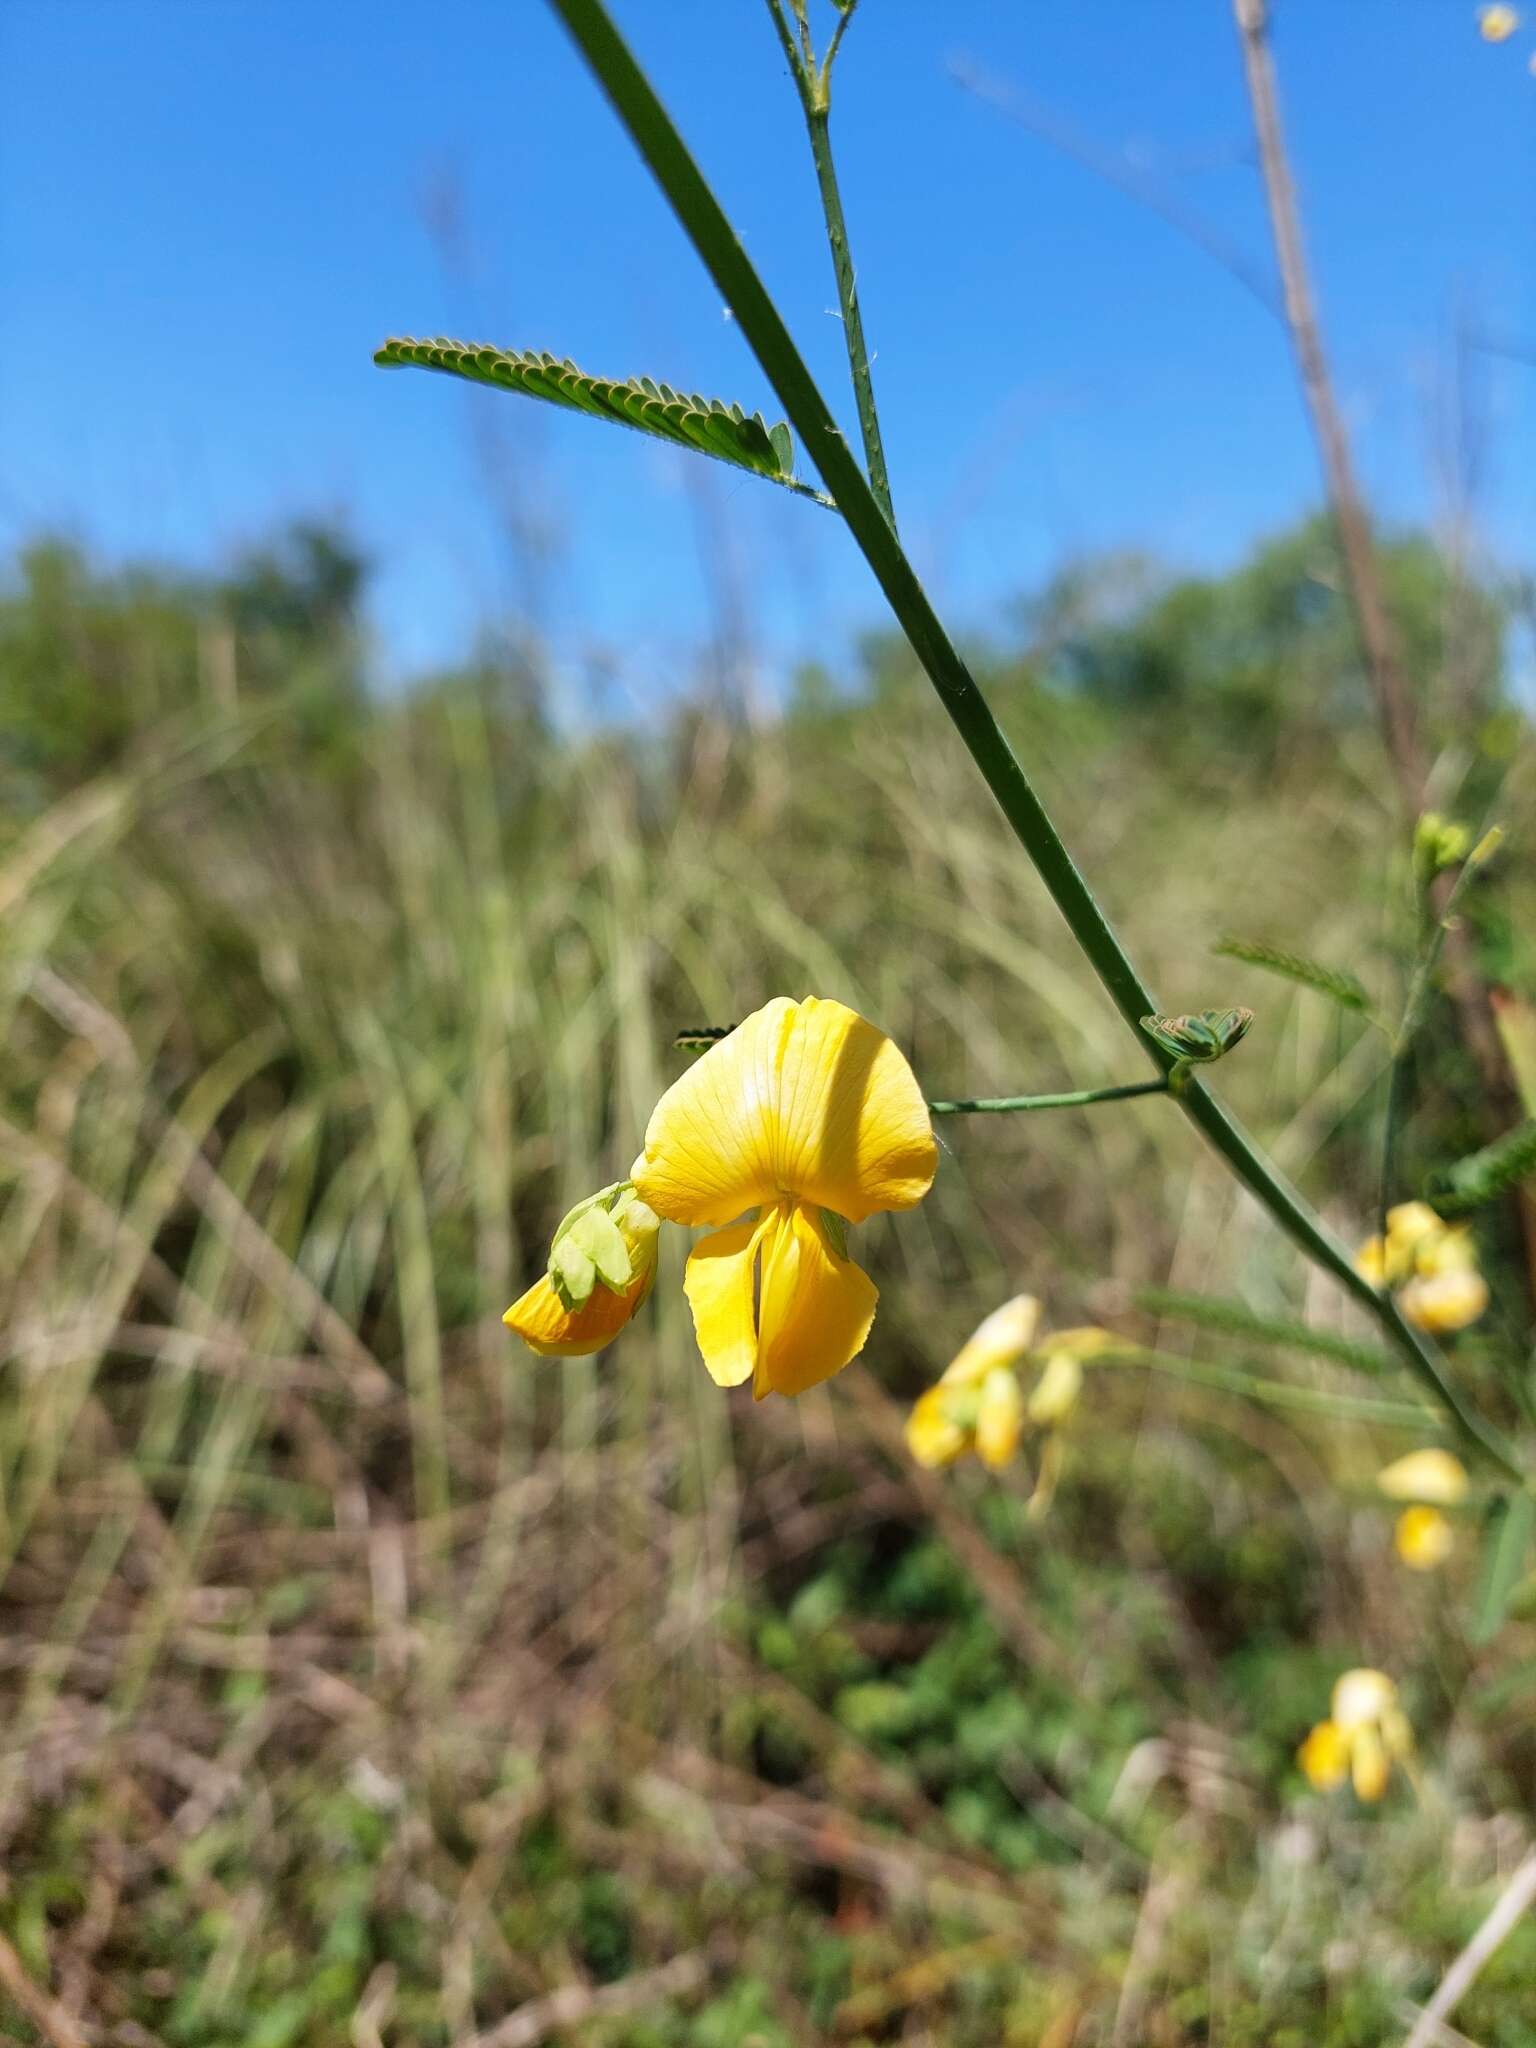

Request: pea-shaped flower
left=1377, top=1447, right=1468, bottom=1572
left=1298, top=1668, right=1413, bottom=1803
left=631, top=997, right=937, bottom=1399
left=1356, top=1202, right=1488, bottom=1334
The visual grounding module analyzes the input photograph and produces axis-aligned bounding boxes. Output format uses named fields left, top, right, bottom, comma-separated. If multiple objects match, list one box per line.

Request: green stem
left=543, top=0, right=1524, bottom=1487
left=765, top=0, right=894, bottom=525
left=803, top=105, right=894, bottom=526
left=930, top=1078, right=1169, bottom=1116
left=1379, top=857, right=1483, bottom=1239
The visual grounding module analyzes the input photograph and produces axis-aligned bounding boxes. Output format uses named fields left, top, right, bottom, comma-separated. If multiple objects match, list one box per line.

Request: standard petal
left=1377, top=1448, right=1468, bottom=1506
left=632, top=996, right=936, bottom=1229
left=503, top=1269, right=651, bottom=1358
left=682, top=1217, right=769, bottom=1387
left=632, top=999, right=797, bottom=1226
left=766, top=997, right=937, bottom=1223
left=753, top=1202, right=878, bottom=1400
left=940, top=1294, right=1041, bottom=1387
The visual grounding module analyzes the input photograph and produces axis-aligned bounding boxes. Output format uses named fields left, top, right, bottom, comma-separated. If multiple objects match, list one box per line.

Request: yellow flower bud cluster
left=1298, top=1668, right=1413, bottom=1802
left=904, top=1297, right=1110, bottom=1512
left=1355, top=1202, right=1488, bottom=1335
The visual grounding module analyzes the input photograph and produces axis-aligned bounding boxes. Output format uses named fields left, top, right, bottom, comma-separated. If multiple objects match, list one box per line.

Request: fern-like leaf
left=1427, top=1119, right=1536, bottom=1213
left=1213, top=936, right=1373, bottom=1017
left=374, top=337, right=832, bottom=504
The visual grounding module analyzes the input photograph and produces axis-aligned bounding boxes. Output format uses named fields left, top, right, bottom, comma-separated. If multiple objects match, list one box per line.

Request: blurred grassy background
left=2, top=514, right=1535, bottom=2044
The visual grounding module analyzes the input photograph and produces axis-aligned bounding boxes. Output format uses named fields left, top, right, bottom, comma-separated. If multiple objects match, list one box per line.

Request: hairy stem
left=544, top=0, right=1523, bottom=1485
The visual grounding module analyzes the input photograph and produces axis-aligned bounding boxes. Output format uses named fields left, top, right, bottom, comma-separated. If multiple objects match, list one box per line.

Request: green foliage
left=1213, top=934, right=1374, bottom=1016
left=0, top=514, right=1533, bottom=2043
left=1428, top=1117, right=1536, bottom=1213
left=1136, top=1287, right=1398, bottom=1374
left=374, top=335, right=820, bottom=496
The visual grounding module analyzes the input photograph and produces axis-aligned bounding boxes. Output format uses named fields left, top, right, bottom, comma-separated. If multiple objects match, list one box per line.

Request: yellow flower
left=1479, top=4, right=1520, bottom=40
left=1336, top=1668, right=1413, bottom=1800
left=631, top=997, right=937, bottom=1399
left=904, top=1299, right=1105, bottom=1491
left=1395, top=1505, right=1456, bottom=1571
left=1400, top=1266, right=1489, bottom=1334
left=1027, top=1350, right=1083, bottom=1427
left=504, top=1181, right=661, bottom=1357
left=1297, top=1718, right=1350, bottom=1791
left=905, top=1384, right=970, bottom=1469
left=1298, top=1668, right=1413, bottom=1802
left=1386, top=1202, right=1443, bottom=1253
left=1355, top=1203, right=1488, bottom=1334
left=975, top=1367, right=1026, bottom=1469
left=1377, top=1448, right=1468, bottom=1506
left=941, top=1294, right=1041, bottom=1387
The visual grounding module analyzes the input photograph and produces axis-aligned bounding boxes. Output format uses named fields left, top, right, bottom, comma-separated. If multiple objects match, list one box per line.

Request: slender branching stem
left=764, top=0, right=895, bottom=526
left=930, top=1079, right=1169, bottom=1117
left=544, top=0, right=1524, bottom=1486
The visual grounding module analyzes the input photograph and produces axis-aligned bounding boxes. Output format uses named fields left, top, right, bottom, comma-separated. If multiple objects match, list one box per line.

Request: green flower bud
left=1413, top=812, right=1471, bottom=885
left=548, top=1181, right=661, bottom=1310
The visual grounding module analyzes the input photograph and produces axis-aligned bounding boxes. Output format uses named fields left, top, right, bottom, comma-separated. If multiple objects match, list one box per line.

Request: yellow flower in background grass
left=504, top=1181, right=661, bottom=1356
left=1377, top=1447, right=1468, bottom=1572
left=1355, top=1202, right=1488, bottom=1334
left=632, top=997, right=937, bottom=1399
left=1478, top=4, right=1520, bottom=41
left=904, top=1298, right=1109, bottom=1515
left=1298, top=1669, right=1413, bottom=1802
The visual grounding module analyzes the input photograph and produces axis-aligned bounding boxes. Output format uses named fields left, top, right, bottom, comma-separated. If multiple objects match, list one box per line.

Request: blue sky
left=2, top=1, right=1532, bottom=688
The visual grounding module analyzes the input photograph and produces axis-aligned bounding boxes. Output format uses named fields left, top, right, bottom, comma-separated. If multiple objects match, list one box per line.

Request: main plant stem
left=545, top=0, right=1523, bottom=1485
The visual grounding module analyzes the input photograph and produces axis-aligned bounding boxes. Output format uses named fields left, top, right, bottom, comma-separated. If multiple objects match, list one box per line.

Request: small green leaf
left=1140, top=1006, right=1253, bottom=1065
left=373, top=336, right=830, bottom=502
left=1213, top=936, right=1373, bottom=1017
left=1427, top=1119, right=1536, bottom=1213
left=1472, top=1491, right=1536, bottom=1646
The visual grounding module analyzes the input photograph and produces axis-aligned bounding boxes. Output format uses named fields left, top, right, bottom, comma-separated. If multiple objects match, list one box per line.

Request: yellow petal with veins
left=632, top=996, right=936, bottom=1228
left=754, top=1201, right=879, bottom=1399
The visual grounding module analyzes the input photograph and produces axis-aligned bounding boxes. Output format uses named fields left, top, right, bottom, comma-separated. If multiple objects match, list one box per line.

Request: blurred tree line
left=0, top=511, right=1518, bottom=801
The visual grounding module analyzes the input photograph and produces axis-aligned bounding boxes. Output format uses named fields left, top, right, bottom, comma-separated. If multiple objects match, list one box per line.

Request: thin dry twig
left=1231, top=0, right=1424, bottom=799
left=467, top=1948, right=714, bottom=2048
left=0, top=1928, right=89, bottom=2048
left=1401, top=1845, right=1536, bottom=2048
